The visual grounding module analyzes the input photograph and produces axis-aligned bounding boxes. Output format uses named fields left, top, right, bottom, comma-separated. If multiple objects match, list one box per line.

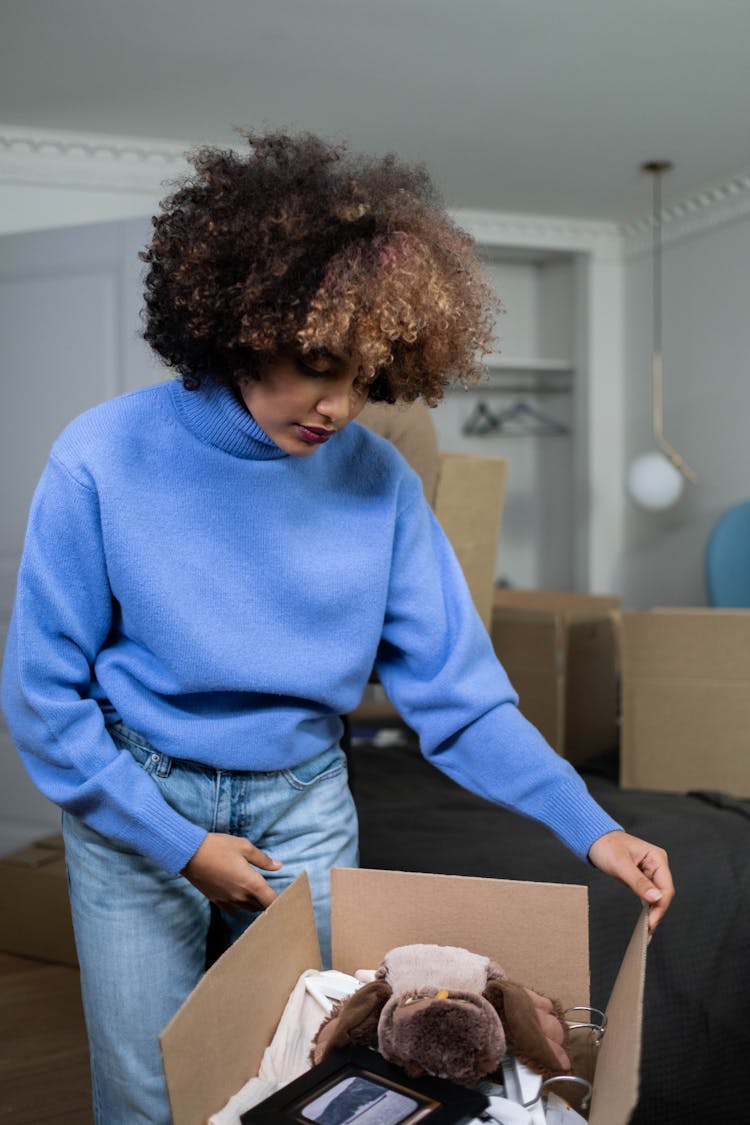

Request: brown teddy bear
left=311, top=943, right=571, bottom=1086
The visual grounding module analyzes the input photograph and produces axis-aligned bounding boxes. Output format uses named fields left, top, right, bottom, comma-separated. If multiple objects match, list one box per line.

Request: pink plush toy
left=311, top=943, right=571, bottom=1086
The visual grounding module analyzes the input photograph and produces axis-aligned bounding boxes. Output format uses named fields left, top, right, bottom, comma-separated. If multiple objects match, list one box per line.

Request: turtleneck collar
left=169, top=379, right=289, bottom=460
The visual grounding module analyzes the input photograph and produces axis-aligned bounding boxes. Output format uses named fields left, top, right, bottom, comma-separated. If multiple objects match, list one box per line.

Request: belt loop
left=156, top=753, right=173, bottom=779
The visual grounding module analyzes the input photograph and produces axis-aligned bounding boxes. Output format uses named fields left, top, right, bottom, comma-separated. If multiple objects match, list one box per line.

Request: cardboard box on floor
left=349, top=453, right=507, bottom=727
left=618, top=608, right=750, bottom=797
left=0, top=832, right=78, bottom=965
left=160, top=868, right=648, bottom=1125
left=490, top=590, right=621, bottom=766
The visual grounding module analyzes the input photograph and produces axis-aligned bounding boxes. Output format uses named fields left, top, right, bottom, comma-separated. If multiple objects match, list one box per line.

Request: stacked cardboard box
left=432, top=453, right=507, bottom=632
left=0, top=832, right=77, bottom=965
left=490, top=590, right=621, bottom=766
left=618, top=608, right=750, bottom=797
left=349, top=453, right=507, bottom=727
left=160, top=868, right=649, bottom=1125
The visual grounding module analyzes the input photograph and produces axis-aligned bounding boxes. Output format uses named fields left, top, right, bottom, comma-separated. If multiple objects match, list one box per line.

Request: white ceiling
left=2, top=0, right=749, bottom=222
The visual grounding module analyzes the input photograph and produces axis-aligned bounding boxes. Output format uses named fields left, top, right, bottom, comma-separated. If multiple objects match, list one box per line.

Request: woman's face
left=239, top=352, right=369, bottom=457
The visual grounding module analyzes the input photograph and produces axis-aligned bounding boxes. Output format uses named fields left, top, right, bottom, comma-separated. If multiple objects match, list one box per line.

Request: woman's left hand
left=587, top=830, right=674, bottom=932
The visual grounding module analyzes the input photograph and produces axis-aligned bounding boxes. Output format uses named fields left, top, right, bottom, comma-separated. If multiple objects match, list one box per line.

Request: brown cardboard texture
left=619, top=608, right=750, bottom=796
left=490, top=590, right=621, bottom=765
left=0, top=834, right=78, bottom=965
left=348, top=452, right=506, bottom=727
left=434, top=453, right=507, bottom=631
left=161, top=869, right=647, bottom=1125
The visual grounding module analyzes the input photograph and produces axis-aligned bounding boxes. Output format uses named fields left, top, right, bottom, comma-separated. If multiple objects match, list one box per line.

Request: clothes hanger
left=493, top=399, right=569, bottom=436
left=463, top=397, right=569, bottom=438
left=462, top=399, right=501, bottom=436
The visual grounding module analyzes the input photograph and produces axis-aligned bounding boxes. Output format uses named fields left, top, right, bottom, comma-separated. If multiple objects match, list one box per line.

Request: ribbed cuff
left=133, top=786, right=209, bottom=874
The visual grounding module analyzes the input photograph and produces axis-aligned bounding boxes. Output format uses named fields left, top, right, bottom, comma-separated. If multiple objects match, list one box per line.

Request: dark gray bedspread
left=348, top=735, right=750, bottom=1124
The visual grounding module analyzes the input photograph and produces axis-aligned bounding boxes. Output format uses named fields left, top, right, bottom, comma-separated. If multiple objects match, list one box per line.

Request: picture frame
left=240, top=1045, right=489, bottom=1125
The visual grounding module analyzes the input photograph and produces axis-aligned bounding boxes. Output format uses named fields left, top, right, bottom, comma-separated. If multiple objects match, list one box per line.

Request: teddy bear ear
left=310, top=980, right=392, bottom=1065
left=483, top=979, right=571, bottom=1078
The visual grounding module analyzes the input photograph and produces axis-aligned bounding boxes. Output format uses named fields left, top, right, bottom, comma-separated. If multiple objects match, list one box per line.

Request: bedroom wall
left=0, top=182, right=162, bottom=235
left=621, top=200, right=750, bottom=608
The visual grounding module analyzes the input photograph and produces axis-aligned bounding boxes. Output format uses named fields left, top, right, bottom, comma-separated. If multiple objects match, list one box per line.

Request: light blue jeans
left=62, top=721, right=359, bottom=1125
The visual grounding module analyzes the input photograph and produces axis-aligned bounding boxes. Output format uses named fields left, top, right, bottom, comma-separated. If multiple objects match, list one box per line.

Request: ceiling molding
left=451, top=207, right=621, bottom=258
left=620, top=168, right=750, bottom=257
left=0, top=125, right=191, bottom=193
left=2, top=125, right=749, bottom=255
left=0, top=124, right=624, bottom=256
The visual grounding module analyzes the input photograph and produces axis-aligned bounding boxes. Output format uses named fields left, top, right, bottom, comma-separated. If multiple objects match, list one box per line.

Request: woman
left=2, top=131, right=673, bottom=1124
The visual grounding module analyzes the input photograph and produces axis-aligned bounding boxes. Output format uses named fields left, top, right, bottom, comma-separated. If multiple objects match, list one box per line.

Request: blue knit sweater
left=2, top=380, right=620, bottom=874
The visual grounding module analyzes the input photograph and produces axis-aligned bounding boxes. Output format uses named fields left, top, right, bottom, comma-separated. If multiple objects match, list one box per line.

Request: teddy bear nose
left=395, top=993, right=484, bottom=1024
left=401, top=988, right=450, bottom=1007
left=400, top=993, right=430, bottom=1008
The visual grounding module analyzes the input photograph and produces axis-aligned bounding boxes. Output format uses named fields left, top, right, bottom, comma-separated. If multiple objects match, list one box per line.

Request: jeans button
left=151, top=753, right=159, bottom=762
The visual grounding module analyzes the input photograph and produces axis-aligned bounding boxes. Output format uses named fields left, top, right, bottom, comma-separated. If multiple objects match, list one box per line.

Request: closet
left=432, top=247, right=578, bottom=589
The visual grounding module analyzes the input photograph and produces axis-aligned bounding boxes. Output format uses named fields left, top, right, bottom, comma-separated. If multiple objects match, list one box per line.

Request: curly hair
left=140, top=131, right=500, bottom=404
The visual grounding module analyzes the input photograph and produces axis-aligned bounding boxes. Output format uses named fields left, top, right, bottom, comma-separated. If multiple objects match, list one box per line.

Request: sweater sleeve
left=1, top=454, right=206, bottom=874
left=373, top=487, right=621, bottom=861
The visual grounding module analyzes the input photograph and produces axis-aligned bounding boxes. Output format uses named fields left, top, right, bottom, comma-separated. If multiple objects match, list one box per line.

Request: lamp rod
left=640, top=160, right=698, bottom=483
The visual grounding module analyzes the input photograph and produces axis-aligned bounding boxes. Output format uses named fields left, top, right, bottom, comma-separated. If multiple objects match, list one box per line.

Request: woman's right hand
left=181, top=832, right=282, bottom=913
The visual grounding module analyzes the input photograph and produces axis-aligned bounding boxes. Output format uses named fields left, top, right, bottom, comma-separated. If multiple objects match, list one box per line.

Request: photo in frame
left=240, top=1045, right=489, bottom=1125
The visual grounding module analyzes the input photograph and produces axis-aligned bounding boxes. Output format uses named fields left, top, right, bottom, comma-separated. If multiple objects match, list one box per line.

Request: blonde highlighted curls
left=141, top=130, right=500, bottom=403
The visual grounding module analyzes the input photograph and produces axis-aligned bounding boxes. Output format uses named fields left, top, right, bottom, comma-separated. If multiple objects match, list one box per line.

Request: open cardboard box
left=490, top=590, right=621, bottom=766
left=618, top=607, right=750, bottom=797
left=160, top=869, right=648, bottom=1125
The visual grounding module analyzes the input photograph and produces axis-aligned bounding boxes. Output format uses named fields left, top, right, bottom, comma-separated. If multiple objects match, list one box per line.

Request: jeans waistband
left=107, top=719, right=346, bottom=783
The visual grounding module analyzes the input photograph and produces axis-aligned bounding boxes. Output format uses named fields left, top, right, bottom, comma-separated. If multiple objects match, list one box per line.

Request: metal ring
left=566, top=1021, right=605, bottom=1045
left=564, top=1005, right=607, bottom=1034
left=540, top=1075, right=593, bottom=1112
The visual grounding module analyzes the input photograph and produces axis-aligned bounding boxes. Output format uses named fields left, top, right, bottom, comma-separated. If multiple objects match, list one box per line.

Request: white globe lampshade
left=627, top=451, right=684, bottom=511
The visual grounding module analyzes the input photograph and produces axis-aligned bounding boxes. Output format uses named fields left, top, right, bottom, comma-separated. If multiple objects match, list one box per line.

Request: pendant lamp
left=627, top=160, right=697, bottom=511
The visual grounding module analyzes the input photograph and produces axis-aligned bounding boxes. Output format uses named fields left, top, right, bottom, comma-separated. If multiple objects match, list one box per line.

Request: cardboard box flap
left=161, top=873, right=321, bottom=1125
left=588, top=909, right=649, bottom=1125
left=331, top=868, right=589, bottom=1011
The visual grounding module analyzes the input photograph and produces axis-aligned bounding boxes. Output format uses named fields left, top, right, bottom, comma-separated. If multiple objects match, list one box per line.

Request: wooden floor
left=0, top=953, right=93, bottom=1124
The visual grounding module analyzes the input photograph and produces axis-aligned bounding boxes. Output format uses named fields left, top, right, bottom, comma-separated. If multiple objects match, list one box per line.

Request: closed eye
left=296, top=351, right=338, bottom=377
left=299, top=360, right=332, bottom=377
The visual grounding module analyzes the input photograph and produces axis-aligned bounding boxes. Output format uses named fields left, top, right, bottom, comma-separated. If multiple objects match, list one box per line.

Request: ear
left=310, top=980, right=392, bottom=1065
left=484, top=979, right=570, bottom=1078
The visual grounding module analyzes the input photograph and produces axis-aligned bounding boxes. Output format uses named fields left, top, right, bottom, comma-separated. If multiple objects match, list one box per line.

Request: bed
left=347, top=730, right=750, bottom=1124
